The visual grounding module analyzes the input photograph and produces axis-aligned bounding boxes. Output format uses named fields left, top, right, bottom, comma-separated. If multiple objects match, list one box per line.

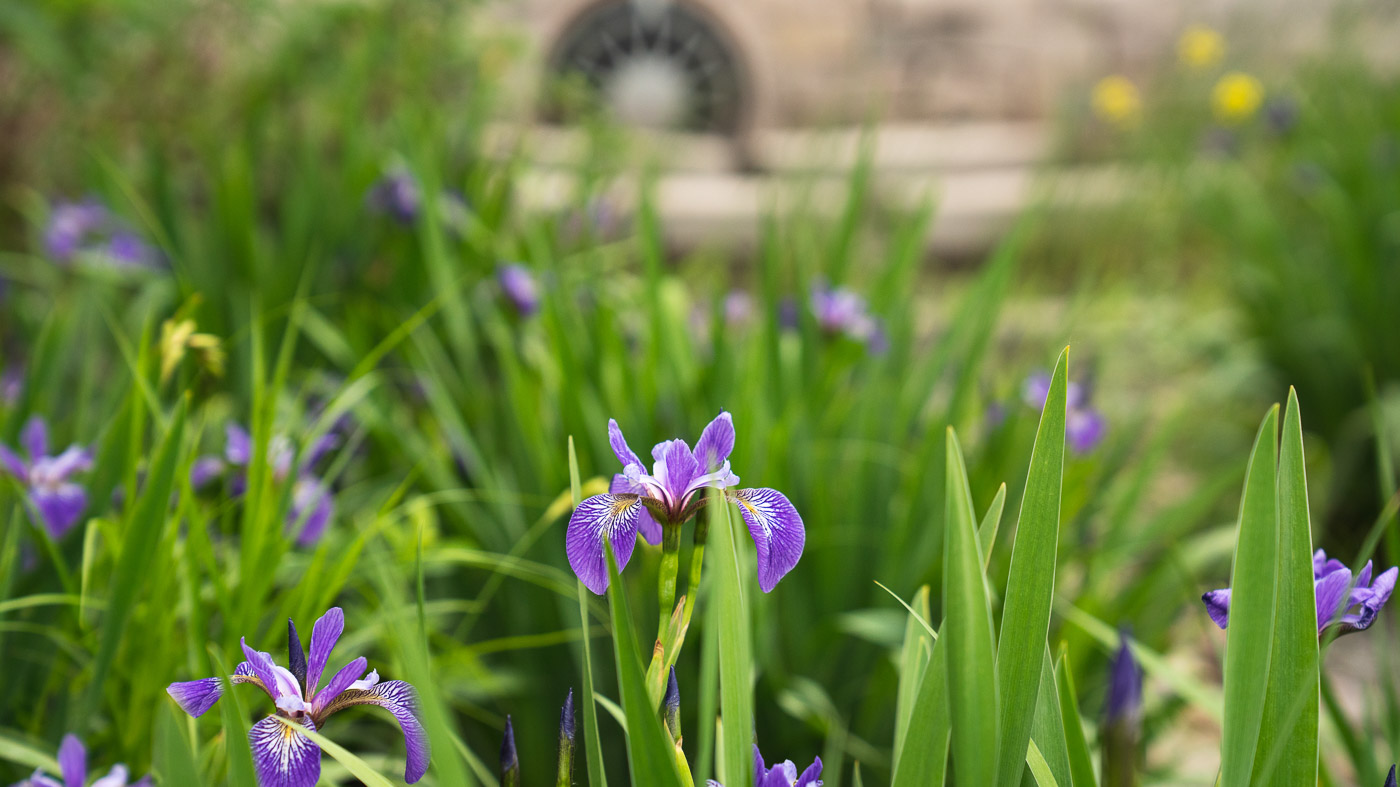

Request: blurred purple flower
left=810, top=283, right=884, bottom=350
left=497, top=264, right=541, bottom=317
left=1023, top=372, right=1106, bottom=454
left=192, top=423, right=336, bottom=546
left=1385, top=764, right=1396, bottom=787
left=167, top=608, right=428, bottom=787
left=723, top=291, right=755, bottom=327
left=1203, top=549, right=1399, bottom=639
left=366, top=171, right=422, bottom=224
left=706, top=745, right=823, bottom=787
left=42, top=199, right=161, bottom=269
left=2, top=365, right=22, bottom=406
left=43, top=200, right=109, bottom=262
left=499, top=715, right=519, bottom=787
left=777, top=296, right=801, bottom=331
left=0, top=416, right=93, bottom=540
left=1105, top=630, right=1142, bottom=725
left=1263, top=97, right=1299, bottom=136
left=14, top=733, right=151, bottom=787
left=568, top=412, right=805, bottom=594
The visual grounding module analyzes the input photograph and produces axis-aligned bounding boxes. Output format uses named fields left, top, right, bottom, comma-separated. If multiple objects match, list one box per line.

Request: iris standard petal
left=32, top=483, right=87, bottom=540
left=728, top=488, right=805, bottom=593
left=57, top=734, right=85, bottom=787
left=312, top=656, right=368, bottom=712
left=655, top=439, right=698, bottom=501
left=305, top=607, right=345, bottom=697
left=315, top=680, right=430, bottom=783
left=249, top=716, right=321, bottom=787
left=611, top=474, right=661, bottom=544
left=45, top=447, right=93, bottom=479
left=288, top=619, right=308, bottom=689
left=240, top=639, right=284, bottom=699
left=0, top=443, right=29, bottom=479
left=1315, top=568, right=1354, bottom=631
left=566, top=494, right=643, bottom=594
left=693, top=412, right=735, bottom=473
left=608, top=419, right=644, bottom=471
left=190, top=456, right=226, bottom=489
left=1202, top=589, right=1232, bottom=629
left=290, top=476, right=333, bottom=546
left=90, top=765, right=138, bottom=787
left=795, top=757, right=824, bottom=786
left=167, top=678, right=224, bottom=717
left=1313, top=549, right=1347, bottom=579
left=22, top=417, right=49, bottom=461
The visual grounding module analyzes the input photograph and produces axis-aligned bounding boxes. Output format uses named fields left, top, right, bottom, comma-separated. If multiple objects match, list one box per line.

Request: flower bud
left=500, top=715, right=520, bottom=787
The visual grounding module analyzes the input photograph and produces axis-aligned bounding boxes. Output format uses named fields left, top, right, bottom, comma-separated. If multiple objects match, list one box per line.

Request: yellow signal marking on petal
left=611, top=497, right=637, bottom=516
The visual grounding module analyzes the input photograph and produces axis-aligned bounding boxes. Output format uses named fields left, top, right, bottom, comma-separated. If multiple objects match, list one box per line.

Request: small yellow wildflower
left=160, top=317, right=226, bottom=383
left=1212, top=72, right=1264, bottom=123
left=1178, top=26, right=1225, bottom=69
left=1092, top=76, right=1142, bottom=127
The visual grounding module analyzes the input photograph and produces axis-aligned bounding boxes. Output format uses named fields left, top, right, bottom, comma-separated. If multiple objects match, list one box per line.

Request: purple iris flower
left=192, top=424, right=335, bottom=546
left=102, top=231, right=162, bottom=269
left=497, top=264, right=541, bottom=317
left=1023, top=372, right=1107, bottom=454
left=567, top=412, right=805, bottom=594
left=809, top=283, right=885, bottom=350
left=1386, top=765, right=1396, bottom=787
left=43, top=200, right=109, bottom=262
left=166, top=607, right=428, bottom=787
left=1105, top=631, right=1142, bottom=725
left=1203, top=549, right=1399, bottom=639
left=366, top=171, right=422, bottom=224
left=706, top=745, right=822, bottom=787
left=723, top=291, right=755, bottom=327
left=0, top=416, right=93, bottom=540
left=12, top=734, right=150, bottom=787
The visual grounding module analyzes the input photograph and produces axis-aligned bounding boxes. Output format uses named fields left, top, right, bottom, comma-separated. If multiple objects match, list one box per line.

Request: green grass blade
left=0, top=731, right=61, bottom=774
left=570, top=437, right=608, bottom=787
left=605, top=542, right=686, bottom=787
left=979, top=483, right=1009, bottom=572
left=1053, top=646, right=1098, bottom=787
left=1026, top=740, right=1062, bottom=787
left=892, top=585, right=933, bottom=773
left=210, top=648, right=257, bottom=787
left=1029, top=648, right=1074, bottom=787
left=890, top=621, right=948, bottom=787
left=1252, top=389, right=1319, bottom=785
left=155, top=702, right=202, bottom=786
left=1219, top=405, right=1280, bottom=786
left=711, top=490, right=755, bottom=787
left=995, top=348, right=1069, bottom=787
left=82, top=396, right=187, bottom=723
left=944, top=428, right=998, bottom=787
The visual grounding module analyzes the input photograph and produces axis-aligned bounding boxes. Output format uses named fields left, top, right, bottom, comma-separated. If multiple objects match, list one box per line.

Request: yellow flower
left=1178, top=26, right=1225, bottom=69
left=160, top=317, right=225, bottom=383
left=1092, top=76, right=1142, bottom=127
left=1212, top=72, right=1264, bottom=123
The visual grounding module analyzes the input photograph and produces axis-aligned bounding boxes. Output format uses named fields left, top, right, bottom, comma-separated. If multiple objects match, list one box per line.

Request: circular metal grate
left=547, top=1, right=749, bottom=134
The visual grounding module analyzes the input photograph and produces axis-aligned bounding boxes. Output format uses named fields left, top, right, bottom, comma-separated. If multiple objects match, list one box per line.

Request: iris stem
left=657, top=522, right=683, bottom=640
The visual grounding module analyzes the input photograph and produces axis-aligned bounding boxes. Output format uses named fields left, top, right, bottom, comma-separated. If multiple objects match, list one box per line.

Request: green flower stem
left=658, top=521, right=683, bottom=636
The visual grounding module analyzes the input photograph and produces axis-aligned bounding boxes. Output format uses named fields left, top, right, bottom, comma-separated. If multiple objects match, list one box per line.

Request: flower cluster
left=706, top=745, right=823, bottom=787
left=42, top=199, right=160, bottom=269
left=567, top=412, right=805, bottom=594
left=0, top=416, right=93, bottom=540
left=1203, top=549, right=1399, bottom=638
left=1022, top=373, right=1107, bottom=454
left=167, top=607, right=428, bottom=787
left=11, top=734, right=149, bottom=787
left=809, top=283, right=887, bottom=352
left=191, top=423, right=337, bottom=546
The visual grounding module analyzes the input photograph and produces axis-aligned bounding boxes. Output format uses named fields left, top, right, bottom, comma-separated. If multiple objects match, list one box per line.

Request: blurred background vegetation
left=0, top=0, right=1397, bottom=784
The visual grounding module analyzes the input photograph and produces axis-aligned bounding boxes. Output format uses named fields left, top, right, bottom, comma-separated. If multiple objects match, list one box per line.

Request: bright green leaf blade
left=711, top=490, right=755, bottom=787
left=211, top=649, right=257, bottom=787
left=890, top=622, right=948, bottom=787
left=1252, top=389, right=1320, bottom=785
left=570, top=437, right=608, bottom=787
left=1219, top=405, right=1280, bottom=786
left=892, top=585, right=933, bottom=773
left=605, top=543, right=685, bottom=787
left=1028, top=648, right=1074, bottom=787
left=944, top=428, right=999, bottom=787
left=996, top=348, right=1069, bottom=787
left=1053, top=646, right=1098, bottom=787
left=82, top=397, right=187, bottom=722
left=979, top=483, right=1009, bottom=572
left=1026, top=740, right=1062, bottom=787
left=0, top=730, right=60, bottom=774
left=274, top=717, right=396, bottom=787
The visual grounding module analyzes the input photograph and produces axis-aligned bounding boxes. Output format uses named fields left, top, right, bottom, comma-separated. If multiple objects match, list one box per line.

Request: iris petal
left=693, top=412, right=735, bottom=474
left=1201, top=589, right=1232, bottom=629
left=316, top=680, right=430, bottom=783
left=305, top=607, right=345, bottom=697
left=22, top=416, right=49, bottom=461
left=728, top=488, right=805, bottom=593
left=167, top=678, right=224, bottom=717
left=611, top=474, right=661, bottom=544
left=31, top=483, right=87, bottom=539
left=249, top=716, right=321, bottom=787
left=566, top=494, right=643, bottom=594
left=608, top=419, right=644, bottom=471
left=57, top=734, right=85, bottom=787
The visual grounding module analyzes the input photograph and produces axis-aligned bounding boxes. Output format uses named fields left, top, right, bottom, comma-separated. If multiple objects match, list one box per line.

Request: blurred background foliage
left=0, top=0, right=1397, bottom=784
